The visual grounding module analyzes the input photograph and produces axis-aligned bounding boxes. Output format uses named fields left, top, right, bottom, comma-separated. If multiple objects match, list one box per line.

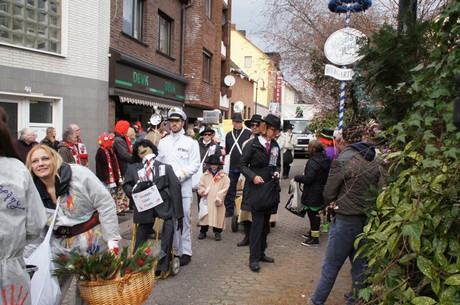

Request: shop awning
left=111, top=88, right=183, bottom=109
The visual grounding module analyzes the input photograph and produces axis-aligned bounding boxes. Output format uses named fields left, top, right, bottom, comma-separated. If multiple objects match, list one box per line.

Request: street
left=63, top=158, right=351, bottom=305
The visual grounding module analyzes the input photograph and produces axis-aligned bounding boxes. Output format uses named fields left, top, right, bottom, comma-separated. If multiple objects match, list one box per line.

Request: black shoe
left=301, top=237, right=319, bottom=246
left=249, top=262, right=260, bottom=272
left=117, top=211, right=125, bottom=216
left=198, top=232, right=206, bottom=240
left=302, top=231, right=311, bottom=239
left=259, top=255, right=274, bottom=263
left=155, top=270, right=162, bottom=277
left=179, top=254, right=191, bottom=266
left=237, top=238, right=249, bottom=247
left=225, top=211, right=234, bottom=218
left=214, top=232, right=222, bottom=241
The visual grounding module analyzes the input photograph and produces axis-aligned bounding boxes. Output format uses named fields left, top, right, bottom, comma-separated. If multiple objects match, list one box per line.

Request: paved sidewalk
left=63, top=158, right=352, bottom=304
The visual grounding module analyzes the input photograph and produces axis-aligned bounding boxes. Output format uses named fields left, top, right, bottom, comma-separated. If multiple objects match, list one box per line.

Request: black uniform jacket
left=240, top=136, right=281, bottom=212
left=123, top=160, right=183, bottom=224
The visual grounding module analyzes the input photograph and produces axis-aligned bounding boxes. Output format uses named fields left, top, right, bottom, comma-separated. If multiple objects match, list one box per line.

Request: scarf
left=103, top=147, right=122, bottom=187
left=62, top=141, right=81, bottom=164
left=207, top=168, right=225, bottom=182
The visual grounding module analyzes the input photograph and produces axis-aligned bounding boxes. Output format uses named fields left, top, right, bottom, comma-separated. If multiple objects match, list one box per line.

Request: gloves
left=107, top=240, right=119, bottom=254
left=177, top=217, right=183, bottom=235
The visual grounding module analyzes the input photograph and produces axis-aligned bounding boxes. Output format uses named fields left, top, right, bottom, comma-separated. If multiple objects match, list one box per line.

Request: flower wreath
left=328, top=0, right=372, bottom=13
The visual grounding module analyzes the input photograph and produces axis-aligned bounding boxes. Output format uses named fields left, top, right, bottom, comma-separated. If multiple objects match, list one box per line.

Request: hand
left=177, top=217, right=183, bottom=234
left=252, top=176, right=265, bottom=185
left=215, top=198, right=222, bottom=207
left=107, top=240, right=119, bottom=254
left=272, top=172, right=280, bottom=179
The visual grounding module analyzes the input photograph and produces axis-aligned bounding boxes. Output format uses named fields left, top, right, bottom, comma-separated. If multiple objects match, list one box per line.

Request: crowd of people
left=1, top=103, right=385, bottom=305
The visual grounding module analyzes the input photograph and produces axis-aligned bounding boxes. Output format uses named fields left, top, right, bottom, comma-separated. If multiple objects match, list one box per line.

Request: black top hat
left=320, top=128, right=335, bottom=139
left=231, top=113, right=243, bottom=122
left=199, top=126, right=215, bottom=137
left=261, top=114, right=281, bottom=131
left=285, top=123, right=294, bottom=130
left=206, top=154, right=223, bottom=165
left=244, top=114, right=263, bottom=128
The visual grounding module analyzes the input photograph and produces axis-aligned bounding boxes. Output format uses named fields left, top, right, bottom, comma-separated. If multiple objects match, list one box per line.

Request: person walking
left=240, top=114, right=282, bottom=272
left=294, top=140, right=331, bottom=245
left=14, top=127, right=39, bottom=162
left=308, top=122, right=384, bottom=305
left=197, top=154, right=230, bottom=241
left=123, top=139, right=183, bottom=278
left=0, top=107, right=47, bottom=305
left=223, top=113, right=251, bottom=217
left=41, top=127, right=60, bottom=151
left=157, top=108, right=200, bottom=267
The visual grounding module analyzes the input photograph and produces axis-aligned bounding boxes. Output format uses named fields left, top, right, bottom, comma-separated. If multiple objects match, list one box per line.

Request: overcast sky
left=231, top=0, right=268, bottom=51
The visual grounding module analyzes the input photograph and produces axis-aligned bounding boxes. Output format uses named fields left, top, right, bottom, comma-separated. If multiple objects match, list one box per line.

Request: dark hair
left=0, top=107, right=22, bottom=160
left=342, top=122, right=364, bottom=144
left=308, top=139, right=325, bottom=154
left=132, top=139, right=158, bottom=163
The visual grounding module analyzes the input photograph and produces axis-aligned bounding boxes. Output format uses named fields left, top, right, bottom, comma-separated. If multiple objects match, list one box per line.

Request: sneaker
left=321, top=222, right=330, bottom=233
left=214, top=232, right=222, bottom=241
left=301, top=237, right=319, bottom=246
left=302, top=231, right=311, bottom=239
left=198, top=232, right=206, bottom=239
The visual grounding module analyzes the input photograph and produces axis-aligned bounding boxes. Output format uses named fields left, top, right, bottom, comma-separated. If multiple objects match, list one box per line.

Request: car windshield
left=291, top=121, right=309, bottom=134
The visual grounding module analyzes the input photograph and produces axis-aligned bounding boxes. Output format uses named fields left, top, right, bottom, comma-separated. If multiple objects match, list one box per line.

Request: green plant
left=356, top=2, right=460, bottom=304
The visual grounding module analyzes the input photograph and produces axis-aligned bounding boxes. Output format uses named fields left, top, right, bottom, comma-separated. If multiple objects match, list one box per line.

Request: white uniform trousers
left=174, top=196, right=192, bottom=256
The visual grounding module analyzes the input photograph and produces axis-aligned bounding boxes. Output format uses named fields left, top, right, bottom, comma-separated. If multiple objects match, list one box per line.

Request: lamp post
left=254, top=78, right=266, bottom=114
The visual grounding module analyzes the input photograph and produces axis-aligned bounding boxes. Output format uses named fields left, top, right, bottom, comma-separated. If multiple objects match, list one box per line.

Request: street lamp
left=254, top=78, right=266, bottom=114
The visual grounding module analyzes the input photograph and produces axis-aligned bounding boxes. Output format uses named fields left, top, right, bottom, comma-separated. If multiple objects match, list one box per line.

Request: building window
left=244, top=56, right=252, bottom=68
left=204, top=0, right=212, bottom=18
left=0, top=0, right=61, bottom=53
left=123, top=0, right=143, bottom=40
left=158, top=12, right=171, bottom=55
left=202, top=51, right=211, bottom=82
left=30, top=100, right=52, bottom=123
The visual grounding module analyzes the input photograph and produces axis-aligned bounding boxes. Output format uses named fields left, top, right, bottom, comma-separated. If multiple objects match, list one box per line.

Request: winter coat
left=240, top=136, right=281, bottom=212
left=113, top=132, right=132, bottom=176
left=122, top=160, right=184, bottom=224
left=41, top=137, right=59, bottom=151
left=224, top=128, right=252, bottom=170
left=95, top=147, right=122, bottom=186
left=25, top=163, right=122, bottom=257
left=277, top=131, right=298, bottom=164
left=294, top=152, right=331, bottom=208
left=198, top=169, right=230, bottom=229
left=14, top=139, right=38, bottom=162
left=57, top=142, right=76, bottom=164
left=0, top=157, right=47, bottom=305
left=323, top=143, right=383, bottom=221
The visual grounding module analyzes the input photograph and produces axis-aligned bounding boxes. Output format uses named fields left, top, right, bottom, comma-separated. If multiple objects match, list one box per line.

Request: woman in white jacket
left=0, top=106, right=47, bottom=305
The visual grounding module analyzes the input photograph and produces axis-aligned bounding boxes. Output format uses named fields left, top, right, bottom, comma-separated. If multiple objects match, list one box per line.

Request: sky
left=231, top=0, right=268, bottom=51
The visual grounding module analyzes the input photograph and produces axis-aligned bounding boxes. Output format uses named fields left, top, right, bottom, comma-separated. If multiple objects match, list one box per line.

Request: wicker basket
left=78, top=268, right=155, bottom=305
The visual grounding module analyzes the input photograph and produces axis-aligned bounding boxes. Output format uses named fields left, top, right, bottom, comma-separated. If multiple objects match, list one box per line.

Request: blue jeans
left=311, top=218, right=367, bottom=305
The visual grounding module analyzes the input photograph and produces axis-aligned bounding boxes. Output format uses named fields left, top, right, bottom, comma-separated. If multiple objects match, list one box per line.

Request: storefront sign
left=324, top=64, right=355, bottom=81
left=324, top=28, right=366, bottom=66
left=274, top=71, right=282, bottom=104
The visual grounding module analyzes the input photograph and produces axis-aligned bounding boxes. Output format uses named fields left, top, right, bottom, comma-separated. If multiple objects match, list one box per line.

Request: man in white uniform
left=157, top=108, right=200, bottom=266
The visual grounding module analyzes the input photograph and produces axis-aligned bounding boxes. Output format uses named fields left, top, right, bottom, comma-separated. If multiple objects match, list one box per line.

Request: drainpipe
left=181, top=0, right=193, bottom=76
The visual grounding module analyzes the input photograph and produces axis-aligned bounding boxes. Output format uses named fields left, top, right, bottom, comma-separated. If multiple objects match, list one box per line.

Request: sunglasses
left=203, top=133, right=213, bottom=136
left=250, top=123, right=259, bottom=127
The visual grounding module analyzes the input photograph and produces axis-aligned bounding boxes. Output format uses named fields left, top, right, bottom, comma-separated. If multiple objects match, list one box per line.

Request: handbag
left=283, top=149, right=294, bottom=164
left=248, top=179, right=281, bottom=212
left=198, top=185, right=211, bottom=220
left=25, top=205, right=62, bottom=305
left=285, top=179, right=306, bottom=217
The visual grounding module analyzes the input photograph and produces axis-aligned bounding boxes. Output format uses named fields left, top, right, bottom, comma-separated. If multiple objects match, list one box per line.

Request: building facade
left=0, top=0, right=110, bottom=168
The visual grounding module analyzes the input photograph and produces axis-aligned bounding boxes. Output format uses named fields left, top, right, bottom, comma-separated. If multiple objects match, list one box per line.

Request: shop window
left=123, top=0, right=143, bottom=40
left=30, top=100, right=52, bottom=123
left=0, top=0, right=61, bottom=53
left=202, top=50, right=211, bottom=83
left=204, top=0, right=212, bottom=19
left=158, top=11, right=171, bottom=55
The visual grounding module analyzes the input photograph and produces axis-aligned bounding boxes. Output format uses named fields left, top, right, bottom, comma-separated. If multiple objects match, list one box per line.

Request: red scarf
left=103, top=147, right=122, bottom=188
left=62, top=141, right=81, bottom=164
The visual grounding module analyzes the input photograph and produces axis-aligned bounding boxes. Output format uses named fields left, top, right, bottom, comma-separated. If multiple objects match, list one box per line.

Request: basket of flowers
left=53, top=242, right=160, bottom=305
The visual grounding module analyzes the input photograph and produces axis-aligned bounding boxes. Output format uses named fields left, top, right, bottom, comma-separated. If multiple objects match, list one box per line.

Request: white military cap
left=168, top=108, right=187, bottom=120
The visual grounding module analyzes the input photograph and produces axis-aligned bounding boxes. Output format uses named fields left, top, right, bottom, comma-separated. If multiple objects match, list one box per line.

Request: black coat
left=123, top=160, right=183, bottom=224
left=294, top=152, right=331, bottom=208
left=240, top=136, right=281, bottom=212
left=198, top=138, right=222, bottom=173
left=225, top=128, right=252, bottom=170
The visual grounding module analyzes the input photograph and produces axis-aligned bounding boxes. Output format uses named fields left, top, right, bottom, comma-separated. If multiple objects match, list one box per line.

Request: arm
left=25, top=171, right=47, bottom=243
left=176, top=140, right=200, bottom=182
left=294, top=160, right=317, bottom=185
left=215, top=175, right=230, bottom=206
left=323, top=158, right=345, bottom=204
left=166, top=164, right=184, bottom=219
left=240, top=140, right=257, bottom=182
left=289, top=134, right=298, bottom=150
left=122, top=165, right=136, bottom=201
left=58, top=147, right=75, bottom=164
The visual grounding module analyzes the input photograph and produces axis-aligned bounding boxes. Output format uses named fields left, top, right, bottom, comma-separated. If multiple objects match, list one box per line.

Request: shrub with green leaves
left=356, top=2, right=460, bottom=304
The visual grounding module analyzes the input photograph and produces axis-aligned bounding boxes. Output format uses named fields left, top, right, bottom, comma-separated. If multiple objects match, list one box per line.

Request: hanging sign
left=324, top=64, right=355, bottom=80
left=324, top=28, right=366, bottom=66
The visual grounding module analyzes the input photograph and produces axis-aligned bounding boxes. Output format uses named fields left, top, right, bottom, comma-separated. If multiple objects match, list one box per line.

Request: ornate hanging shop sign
left=324, top=28, right=366, bottom=66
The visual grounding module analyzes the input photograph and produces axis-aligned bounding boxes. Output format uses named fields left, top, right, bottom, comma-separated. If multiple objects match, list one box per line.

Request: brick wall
left=230, top=71, right=254, bottom=120
left=110, top=0, right=182, bottom=75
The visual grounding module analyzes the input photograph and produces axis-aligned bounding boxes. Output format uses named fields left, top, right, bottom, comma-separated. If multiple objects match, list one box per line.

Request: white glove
left=107, top=240, right=119, bottom=252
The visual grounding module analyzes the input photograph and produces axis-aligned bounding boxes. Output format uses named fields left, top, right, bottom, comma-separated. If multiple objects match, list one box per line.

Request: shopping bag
left=25, top=206, right=62, bottom=305
left=285, top=194, right=307, bottom=217
left=198, top=197, right=208, bottom=220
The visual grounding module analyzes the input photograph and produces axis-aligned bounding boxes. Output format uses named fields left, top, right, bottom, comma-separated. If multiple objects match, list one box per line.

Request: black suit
left=123, top=160, right=183, bottom=272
